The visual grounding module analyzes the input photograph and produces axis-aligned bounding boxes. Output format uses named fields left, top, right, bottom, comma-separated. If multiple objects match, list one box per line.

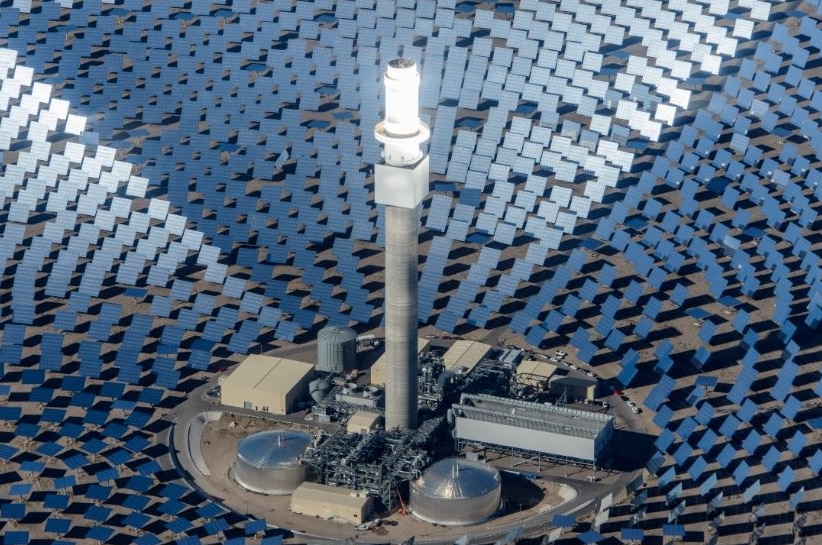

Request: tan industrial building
left=219, top=355, right=314, bottom=414
left=291, top=482, right=375, bottom=525
left=442, top=340, right=491, bottom=375
left=515, top=359, right=558, bottom=389
left=346, top=411, right=382, bottom=435
left=368, top=337, right=430, bottom=386
left=549, top=375, right=598, bottom=402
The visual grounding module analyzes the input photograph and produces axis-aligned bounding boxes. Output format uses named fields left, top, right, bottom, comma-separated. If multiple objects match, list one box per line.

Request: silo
left=316, top=326, right=357, bottom=373
left=233, top=430, right=312, bottom=495
left=409, top=458, right=501, bottom=525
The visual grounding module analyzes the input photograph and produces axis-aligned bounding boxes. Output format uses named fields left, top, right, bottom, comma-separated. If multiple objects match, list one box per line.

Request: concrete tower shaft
left=384, top=205, right=420, bottom=429
left=374, top=59, right=430, bottom=430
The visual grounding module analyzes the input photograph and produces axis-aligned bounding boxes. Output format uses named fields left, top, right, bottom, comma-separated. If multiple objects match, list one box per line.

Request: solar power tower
left=374, top=59, right=430, bottom=430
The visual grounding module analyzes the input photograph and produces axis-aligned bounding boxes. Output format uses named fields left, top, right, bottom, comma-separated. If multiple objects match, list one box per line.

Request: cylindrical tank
left=410, top=458, right=501, bottom=525
left=233, top=430, right=312, bottom=495
left=316, top=326, right=357, bottom=373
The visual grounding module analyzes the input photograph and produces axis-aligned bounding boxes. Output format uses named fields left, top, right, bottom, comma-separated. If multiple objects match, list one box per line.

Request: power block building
left=452, top=393, right=614, bottom=465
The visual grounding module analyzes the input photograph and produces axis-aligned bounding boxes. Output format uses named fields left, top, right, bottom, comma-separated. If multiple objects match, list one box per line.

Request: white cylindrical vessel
left=233, top=430, right=312, bottom=495
left=410, top=458, right=502, bottom=525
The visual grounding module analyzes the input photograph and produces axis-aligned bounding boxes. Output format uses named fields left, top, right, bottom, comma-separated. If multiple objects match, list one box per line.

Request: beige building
left=291, top=482, right=374, bottom=525
left=549, top=375, right=598, bottom=402
left=368, top=337, right=430, bottom=386
left=442, top=340, right=491, bottom=375
left=516, top=359, right=558, bottom=389
left=346, top=411, right=382, bottom=435
left=220, top=355, right=314, bottom=414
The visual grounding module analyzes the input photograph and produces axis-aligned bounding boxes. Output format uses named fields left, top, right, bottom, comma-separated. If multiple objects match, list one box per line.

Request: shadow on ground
left=609, top=429, right=655, bottom=472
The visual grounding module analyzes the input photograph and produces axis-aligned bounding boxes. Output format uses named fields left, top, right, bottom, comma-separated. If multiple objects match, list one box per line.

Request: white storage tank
left=233, top=429, right=312, bottom=495
left=317, top=326, right=358, bottom=373
left=410, top=458, right=501, bottom=525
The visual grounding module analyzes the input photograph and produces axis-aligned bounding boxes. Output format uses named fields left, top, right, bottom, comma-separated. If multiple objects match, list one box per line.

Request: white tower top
left=374, top=58, right=430, bottom=167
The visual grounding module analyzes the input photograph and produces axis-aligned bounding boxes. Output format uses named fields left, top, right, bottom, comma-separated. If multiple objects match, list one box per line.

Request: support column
left=384, top=205, right=420, bottom=429
left=374, top=58, right=430, bottom=430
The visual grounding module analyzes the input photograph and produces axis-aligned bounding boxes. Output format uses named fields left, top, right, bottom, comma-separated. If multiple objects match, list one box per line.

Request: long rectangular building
left=291, top=482, right=374, bottom=525
left=452, top=393, right=613, bottom=464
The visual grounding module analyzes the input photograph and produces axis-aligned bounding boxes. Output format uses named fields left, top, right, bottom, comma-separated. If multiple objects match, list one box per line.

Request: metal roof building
left=442, top=340, right=492, bottom=375
left=452, top=393, right=614, bottom=465
left=516, top=359, right=559, bottom=389
left=549, top=375, right=599, bottom=402
left=220, top=355, right=314, bottom=415
left=291, top=482, right=375, bottom=525
left=346, top=411, right=382, bottom=435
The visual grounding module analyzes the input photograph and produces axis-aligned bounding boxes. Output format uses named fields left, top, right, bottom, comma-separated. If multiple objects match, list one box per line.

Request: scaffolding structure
left=418, top=351, right=448, bottom=410
left=301, top=418, right=442, bottom=512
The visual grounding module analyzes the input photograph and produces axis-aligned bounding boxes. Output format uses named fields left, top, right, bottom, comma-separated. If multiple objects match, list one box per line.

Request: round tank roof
left=237, top=429, right=312, bottom=469
left=317, top=325, right=357, bottom=342
left=413, top=458, right=500, bottom=500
